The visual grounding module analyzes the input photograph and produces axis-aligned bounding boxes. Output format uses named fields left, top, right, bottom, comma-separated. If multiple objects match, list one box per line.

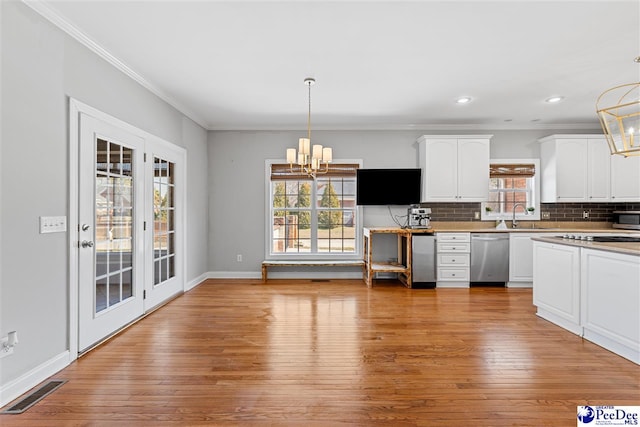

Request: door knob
left=81, top=240, right=94, bottom=248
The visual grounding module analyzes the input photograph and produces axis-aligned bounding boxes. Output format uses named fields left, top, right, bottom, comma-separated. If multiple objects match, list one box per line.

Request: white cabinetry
left=533, top=240, right=640, bottom=364
left=539, top=135, right=610, bottom=202
left=508, top=233, right=536, bottom=287
left=532, top=241, right=581, bottom=334
left=611, top=155, right=640, bottom=201
left=581, top=249, right=640, bottom=364
left=418, top=135, right=491, bottom=202
left=508, top=232, right=557, bottom=287
left=436, top=233, right=470, bottom=287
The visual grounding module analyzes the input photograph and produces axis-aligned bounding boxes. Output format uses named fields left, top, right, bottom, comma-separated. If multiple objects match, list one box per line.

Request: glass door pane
left=95, top=139, right=134, bottom=313
left=153, top=157, right=176, bottom=286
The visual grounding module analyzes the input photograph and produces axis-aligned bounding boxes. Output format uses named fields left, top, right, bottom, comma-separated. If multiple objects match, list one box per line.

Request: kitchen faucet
left=512, top=203, right=527, bottom=228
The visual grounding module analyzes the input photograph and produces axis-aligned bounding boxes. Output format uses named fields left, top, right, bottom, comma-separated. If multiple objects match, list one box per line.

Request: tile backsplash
left=424, top=202, right=640, bottom=222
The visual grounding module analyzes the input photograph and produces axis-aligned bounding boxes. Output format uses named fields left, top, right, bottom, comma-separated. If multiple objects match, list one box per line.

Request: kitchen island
left=531, top=235, right=640, bottom=364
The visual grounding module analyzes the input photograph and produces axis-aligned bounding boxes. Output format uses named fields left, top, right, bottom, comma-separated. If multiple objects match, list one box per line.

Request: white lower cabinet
left=508, top=233, right=535, bottom=287
left=436, top=233, right=470, bottom=287
left=581, top=249, right=640, bottom=364
left=508, top=233, right=556, bottom=287
left=532, top=241, right=582, bottom=334
left=533, top=240, right=640, bottom=364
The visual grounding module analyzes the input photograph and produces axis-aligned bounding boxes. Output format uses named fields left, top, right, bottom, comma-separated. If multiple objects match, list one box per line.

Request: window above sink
left=481, top=159, right=541, bottom=222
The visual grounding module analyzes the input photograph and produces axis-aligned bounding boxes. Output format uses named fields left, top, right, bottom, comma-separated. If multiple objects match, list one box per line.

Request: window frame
left=264, top=159, right=363, bottom=260
left=481, top=158, right=541, bottom=221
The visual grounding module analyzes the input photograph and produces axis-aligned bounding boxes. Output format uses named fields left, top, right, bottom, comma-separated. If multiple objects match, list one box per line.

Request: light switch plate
left=40, top=216, right=67, bottom=234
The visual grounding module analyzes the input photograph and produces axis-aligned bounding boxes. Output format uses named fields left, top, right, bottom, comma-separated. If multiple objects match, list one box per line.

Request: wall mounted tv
left=356, top=168, right=421, bottom=206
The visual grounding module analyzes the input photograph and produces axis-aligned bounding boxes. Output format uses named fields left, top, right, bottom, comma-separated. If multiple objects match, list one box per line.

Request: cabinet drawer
left=437, top=242, right=471, bottom=253
left=437, top=233, right=470, bottom=242
left=438, top=268, right=470, bottom=281
left=438, top=253, right=470, bottom=267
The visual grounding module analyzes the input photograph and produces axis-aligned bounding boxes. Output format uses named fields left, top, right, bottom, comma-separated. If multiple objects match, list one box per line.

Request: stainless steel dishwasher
left=412, top=234, right=437, bottom=288
left=470, top=233, right=509, bottom=285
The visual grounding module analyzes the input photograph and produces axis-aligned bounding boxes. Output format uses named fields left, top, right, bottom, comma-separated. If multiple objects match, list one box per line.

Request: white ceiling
left=28, top=0, right=640, bottom=131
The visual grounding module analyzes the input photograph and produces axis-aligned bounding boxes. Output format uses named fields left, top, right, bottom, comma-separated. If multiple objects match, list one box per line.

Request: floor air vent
left=2, top=380, right=67, bottom=414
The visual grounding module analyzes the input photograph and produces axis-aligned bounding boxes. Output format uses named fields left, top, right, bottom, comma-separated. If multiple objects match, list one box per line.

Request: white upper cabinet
left=610, top=155, right=640, bottom=201
left=587, top=138, right=611, bottom=201
left=539, top=135, right=618, bottom=202
left=418, top=135, right=491, bottom=202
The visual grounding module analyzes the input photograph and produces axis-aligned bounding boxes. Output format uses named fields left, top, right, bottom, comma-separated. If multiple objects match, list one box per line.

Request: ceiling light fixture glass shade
left=596, top=82, right=640, bottom=157
left=456, top=96, right=472, bottom=104
left=286, top=78, right=332, bottom=178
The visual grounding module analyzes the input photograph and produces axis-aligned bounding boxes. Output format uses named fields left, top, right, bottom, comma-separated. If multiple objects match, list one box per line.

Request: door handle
left=81, top=240, right=94, bottom=248
left=81, top=224, right=90, bottom=231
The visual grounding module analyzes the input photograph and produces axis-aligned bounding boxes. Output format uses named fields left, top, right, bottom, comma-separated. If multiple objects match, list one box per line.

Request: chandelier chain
left=307, top=80, right=312, bottom=140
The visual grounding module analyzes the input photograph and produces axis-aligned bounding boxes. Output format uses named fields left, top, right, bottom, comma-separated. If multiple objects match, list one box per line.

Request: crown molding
left=21, top=0, right=210, bottom=130
left=206, top=121, right=603, bottom=132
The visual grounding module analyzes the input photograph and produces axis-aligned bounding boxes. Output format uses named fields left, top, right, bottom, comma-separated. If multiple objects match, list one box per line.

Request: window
left=482, top=159, right=540, bottom=221
left=268, top=162, right=360, bottom=258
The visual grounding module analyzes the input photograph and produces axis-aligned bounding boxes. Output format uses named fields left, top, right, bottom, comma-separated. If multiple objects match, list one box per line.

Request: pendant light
left=286, top=78, right=332, bottom=177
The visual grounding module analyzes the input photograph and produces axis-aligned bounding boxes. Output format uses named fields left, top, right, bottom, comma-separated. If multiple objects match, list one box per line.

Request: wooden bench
left=261, top=260, right=365, bottom=282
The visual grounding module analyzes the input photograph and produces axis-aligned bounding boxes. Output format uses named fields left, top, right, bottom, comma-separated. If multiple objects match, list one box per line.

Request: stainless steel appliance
left=408, top=207, right=431, bottom=229
left=612, top=211, right=640, bottom=230
left=470, top=233, right=509, bottom=285
left=412, top=234, right=436, bottom=288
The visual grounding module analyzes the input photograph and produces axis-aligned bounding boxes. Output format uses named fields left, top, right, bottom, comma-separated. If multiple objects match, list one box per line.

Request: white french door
left=72, top=101, right=186, bottom=355
left=143, top=140, right=185, bottom=310
left=78, top=114, right=145, bottom=351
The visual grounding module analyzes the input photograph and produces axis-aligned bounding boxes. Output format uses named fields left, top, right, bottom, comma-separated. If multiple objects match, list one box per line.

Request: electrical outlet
left=236, top=254, right=243, bottom=262
left=474, top=212, right=480, bottom=220
left=583, top=211, right=590, bottom=219
left=542, top=212, right=550, bottom=220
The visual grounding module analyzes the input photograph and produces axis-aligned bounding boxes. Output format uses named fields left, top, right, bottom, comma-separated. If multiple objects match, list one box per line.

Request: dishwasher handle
left=471, top=236, right=509, bottom=241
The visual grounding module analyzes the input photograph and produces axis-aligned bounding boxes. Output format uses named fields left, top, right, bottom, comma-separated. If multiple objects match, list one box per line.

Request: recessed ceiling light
left=456, top=96, right=473, bottom=104
left=545, top=96, right=564, bottom=104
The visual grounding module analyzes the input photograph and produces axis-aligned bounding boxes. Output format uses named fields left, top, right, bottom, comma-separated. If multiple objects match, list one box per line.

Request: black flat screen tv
left=356, top=168, right=421, bottom=206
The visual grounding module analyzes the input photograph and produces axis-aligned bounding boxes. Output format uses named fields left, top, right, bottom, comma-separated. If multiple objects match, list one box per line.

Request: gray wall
left=0, top=2, right=209, bottom=387
left=207, top=127, right=599, bottom=273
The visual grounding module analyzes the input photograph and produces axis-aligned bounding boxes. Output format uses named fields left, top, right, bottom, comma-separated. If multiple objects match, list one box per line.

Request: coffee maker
left=408, top=206, right=431, bottom=229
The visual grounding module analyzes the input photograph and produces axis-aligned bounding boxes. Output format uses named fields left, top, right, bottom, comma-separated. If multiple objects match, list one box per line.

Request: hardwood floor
left=2, top=279, right=638, bottom=426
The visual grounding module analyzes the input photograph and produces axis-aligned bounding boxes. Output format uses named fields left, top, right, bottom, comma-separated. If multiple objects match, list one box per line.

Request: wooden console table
left=363, top=227, right=411, bottom=287
left=363, top=227, right=433, bottom=288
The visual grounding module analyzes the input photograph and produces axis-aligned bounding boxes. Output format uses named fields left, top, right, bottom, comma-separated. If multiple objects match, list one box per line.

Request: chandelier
left=286, top=78, right=332, bottom=177
left=596, top=79, right=640, bottom=157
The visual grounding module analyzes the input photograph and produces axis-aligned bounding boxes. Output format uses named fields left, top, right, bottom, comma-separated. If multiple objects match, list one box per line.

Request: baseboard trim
left=0, top=351, right=71, bottom=408
left=185, top=273, right=209, bottom=291
left=207, top=271, right=262, bottom=279
left=206, top=271, right=363, bottom=280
